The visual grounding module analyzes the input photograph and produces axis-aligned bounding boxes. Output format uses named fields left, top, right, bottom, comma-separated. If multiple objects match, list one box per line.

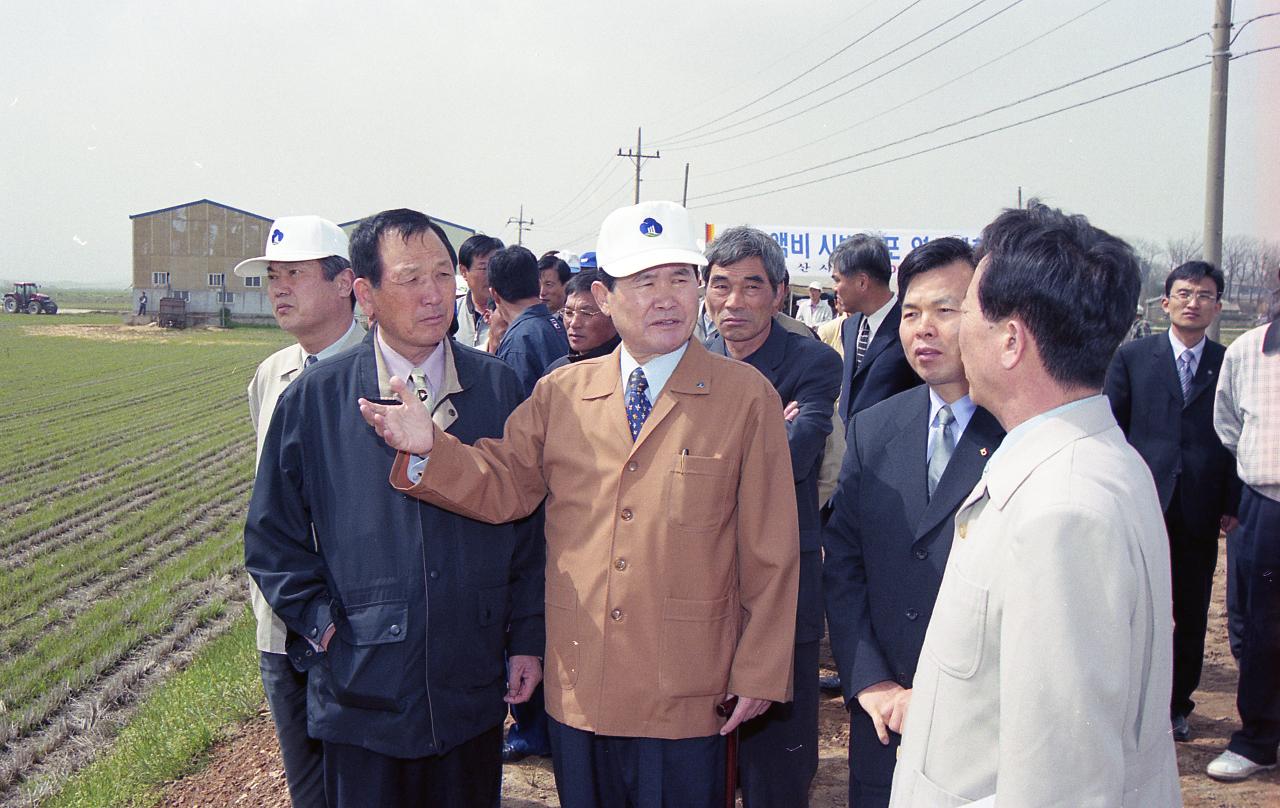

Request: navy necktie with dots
left=625, top=367, right=651, bottom=441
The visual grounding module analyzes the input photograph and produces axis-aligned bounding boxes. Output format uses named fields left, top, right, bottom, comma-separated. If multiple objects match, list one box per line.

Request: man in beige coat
left=889, top=202, right=1181, bottom=807
left=360, top=200, right=799, bottom=808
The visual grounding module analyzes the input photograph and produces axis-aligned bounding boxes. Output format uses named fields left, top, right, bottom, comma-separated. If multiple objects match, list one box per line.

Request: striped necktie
left=1177, top=350, right=1194, bottom=402
left=854, top=317, right=871, bottom=370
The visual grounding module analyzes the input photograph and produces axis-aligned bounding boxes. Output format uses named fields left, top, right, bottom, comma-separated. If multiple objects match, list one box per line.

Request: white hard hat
left=595, top=201, right=707, bottom=279
left=233, top=215, right=349, bottom=277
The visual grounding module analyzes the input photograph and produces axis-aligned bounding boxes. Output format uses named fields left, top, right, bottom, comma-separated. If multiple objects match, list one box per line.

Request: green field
left=0, top=314, right=291, bottom=804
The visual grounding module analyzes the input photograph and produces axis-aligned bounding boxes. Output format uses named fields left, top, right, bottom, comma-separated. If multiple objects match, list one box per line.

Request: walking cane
left=718, top=696, right=739, bottom=808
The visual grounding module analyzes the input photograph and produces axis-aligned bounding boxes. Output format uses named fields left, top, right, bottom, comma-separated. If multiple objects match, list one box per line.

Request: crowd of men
left=236, top=198, right=1279, bottom=807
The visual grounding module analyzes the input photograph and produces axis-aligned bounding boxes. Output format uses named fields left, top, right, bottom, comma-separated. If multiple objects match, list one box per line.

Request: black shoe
left=818, top=673, right=842, bottom=693
left=502, top=742, right=531, bottom=763
left=1171, top=714, right=1190, bottom=742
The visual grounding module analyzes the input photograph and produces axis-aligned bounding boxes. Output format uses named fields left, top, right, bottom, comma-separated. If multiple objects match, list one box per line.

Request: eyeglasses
left=562, top=307, right=604, bottom=322
left=1170, top=290, right=1218, bottom=304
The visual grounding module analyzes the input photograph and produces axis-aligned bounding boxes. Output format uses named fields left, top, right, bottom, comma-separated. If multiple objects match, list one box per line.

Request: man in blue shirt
left=490, top=245, right=569, bottom=396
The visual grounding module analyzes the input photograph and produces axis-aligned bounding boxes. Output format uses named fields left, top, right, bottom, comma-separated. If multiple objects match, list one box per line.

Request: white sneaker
left=1206, top=750, right=1277, bottom=782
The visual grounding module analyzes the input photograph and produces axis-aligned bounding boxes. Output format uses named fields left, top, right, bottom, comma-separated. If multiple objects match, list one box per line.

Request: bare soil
left=160, top=541, right=1279, bottom=806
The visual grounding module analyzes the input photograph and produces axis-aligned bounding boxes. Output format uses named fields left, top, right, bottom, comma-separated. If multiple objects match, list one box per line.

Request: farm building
left=130, top=199, right=475, bottom=324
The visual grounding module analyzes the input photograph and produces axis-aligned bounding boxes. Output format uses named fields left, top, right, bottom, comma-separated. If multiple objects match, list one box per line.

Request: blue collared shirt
left=984, top=395, right=1100, bottom=475
left=619, top=341, right=689, bottom=406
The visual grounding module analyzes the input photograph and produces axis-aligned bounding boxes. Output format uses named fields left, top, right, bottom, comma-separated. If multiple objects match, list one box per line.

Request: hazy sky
left=3, top=0, right=1277, bottom=286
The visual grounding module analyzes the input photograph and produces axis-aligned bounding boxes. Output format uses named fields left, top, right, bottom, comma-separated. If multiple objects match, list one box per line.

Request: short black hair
left=974, top=200, right=1139, bottom=389
left=1164, top=260, right=1224, bottom=299
left=830, top=233, right=892, bottom=286
left=597, top=270, right=618, bottom=291
left=319, top=255, right=356, bottom=310
left=349, top=209, right=458, bottom=287
left=458, top=234, right=505, bottom=270
left=566, top=268, right=603, bottom=296
left=897, top=237, right=975, bottom=298
left=537, top=254, right=573, bottom=283
left=487, top=245, right=540, bottom=302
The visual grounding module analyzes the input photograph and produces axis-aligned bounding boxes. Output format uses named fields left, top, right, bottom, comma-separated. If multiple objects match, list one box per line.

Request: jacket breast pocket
left=545, top=583, right=579, bottom=690
left=659, top=594, right=736, bottom=697
left=922, top=572, right=988, bottom=680
left=667, top=454, right=734, bottom=531
left=327, top=599, right=409, bottom=712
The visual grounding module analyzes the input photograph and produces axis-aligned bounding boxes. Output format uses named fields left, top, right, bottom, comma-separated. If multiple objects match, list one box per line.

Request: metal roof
left=128, top=198, right=272, bottom=221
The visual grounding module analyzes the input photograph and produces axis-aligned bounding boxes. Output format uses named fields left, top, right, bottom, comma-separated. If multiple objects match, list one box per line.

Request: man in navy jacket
left=1105, top=260, right=1240, bottom=741
left=704, top=226, right=842, bottom=808
left=824, top=238, right=1003, bottom=807
left=246, top=209, right=544, bottom=808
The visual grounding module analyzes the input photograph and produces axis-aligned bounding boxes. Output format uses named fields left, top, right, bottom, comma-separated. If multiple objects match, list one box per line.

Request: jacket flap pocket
left=924, top=572, right=987, bottom=679
left=340, top=600, right=409, bottom=647
left=671, top=454, right=731, bottom=477
left=664, top=594, right=734, bottom=622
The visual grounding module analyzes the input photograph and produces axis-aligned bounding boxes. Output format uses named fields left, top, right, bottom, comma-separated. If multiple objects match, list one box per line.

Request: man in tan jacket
left=359, top=200, right=799, bottom=808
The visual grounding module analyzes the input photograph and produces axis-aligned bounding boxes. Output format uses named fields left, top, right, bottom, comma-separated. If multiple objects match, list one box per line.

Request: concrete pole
left=1202, top=0, right=1232, bottom=341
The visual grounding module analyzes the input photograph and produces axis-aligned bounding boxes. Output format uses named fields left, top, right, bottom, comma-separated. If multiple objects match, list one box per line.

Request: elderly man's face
left=562, top=290, right=617, bottom=353
left=355, top=229, right=456, bottom=364
left=592, top=264, right=699, bottom=364
left=704, top=257, right=777, bottom=350
left=958, top=257, right=1002, bottom=410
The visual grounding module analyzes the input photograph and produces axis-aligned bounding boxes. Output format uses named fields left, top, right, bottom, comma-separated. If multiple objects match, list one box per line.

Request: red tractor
left=4, top=282, right=58, bottom=315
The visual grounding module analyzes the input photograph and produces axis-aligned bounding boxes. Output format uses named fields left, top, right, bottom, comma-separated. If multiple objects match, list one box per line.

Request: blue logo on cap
left=639, top=218, right=663, bottom=238
left=270, top=228, right=284, bottom=244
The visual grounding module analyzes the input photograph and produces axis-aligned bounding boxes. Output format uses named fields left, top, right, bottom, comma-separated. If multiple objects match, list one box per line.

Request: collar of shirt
left=983, top=394, right=1099, bottom=475
left=863, top=294, right=898, bottom=341
left=928, top=388, right=976, bottom=460
left=376, top=325, right=445, bottom=399
left=619, top=341, right=690, bottom=406
left=1168, top=329, right=1206, bottom=367
left=289, top=318, right=359, bottom=378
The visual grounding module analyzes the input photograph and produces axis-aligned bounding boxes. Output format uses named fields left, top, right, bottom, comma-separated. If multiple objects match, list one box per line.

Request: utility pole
left=1202, top=0, right=1232, bottom=341
left=617, top=127, right=661, bottom=204
left=507, top=204, right=533, bottom=246
left=682, top=163, right=691, bottom=207
left=1017, top=186, right=1023, bottom=209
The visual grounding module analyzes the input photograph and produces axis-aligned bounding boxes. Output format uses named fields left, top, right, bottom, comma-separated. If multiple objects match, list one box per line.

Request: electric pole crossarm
left=617, top=127, right=661, bottom=203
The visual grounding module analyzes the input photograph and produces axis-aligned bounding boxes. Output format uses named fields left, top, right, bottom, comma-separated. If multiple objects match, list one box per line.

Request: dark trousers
left=738, top=640, right=819, bottom=808
left=847, top=704, right=895, bottom=808
left=323, top=724, right=502, bottom=808
left=548, top=717, right=725, bottom=808
left=1166, top=499, right=1219, bottom=718
left=1226, top=485, right=1280, bottom=766
left=260, top=651, right=325, bottom=808
left=507, top=681, right=551, bottom=754
left=1226, top=526, right=1246, bottom=659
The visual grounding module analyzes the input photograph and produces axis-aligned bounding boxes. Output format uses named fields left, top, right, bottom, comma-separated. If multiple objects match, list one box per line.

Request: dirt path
left=161, top=541, right=1279, bottom=806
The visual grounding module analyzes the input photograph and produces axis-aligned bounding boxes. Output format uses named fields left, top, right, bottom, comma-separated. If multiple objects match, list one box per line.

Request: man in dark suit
left=703, top=226, right=842, bottom=808
left=1105, top=260, right=1240, bottom=742
left=245, top=209, right=545, bottom=808
left=824, top=237, right=1003, bottom=808
left=833, top=234, right=920, bottom=426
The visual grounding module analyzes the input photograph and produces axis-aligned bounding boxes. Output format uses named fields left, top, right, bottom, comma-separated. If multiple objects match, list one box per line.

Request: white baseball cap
left=595, top=200, right=707, bottom=279
left=233, top=215, right=349, bottom=277
left=807, top=281, right=823, bottom=290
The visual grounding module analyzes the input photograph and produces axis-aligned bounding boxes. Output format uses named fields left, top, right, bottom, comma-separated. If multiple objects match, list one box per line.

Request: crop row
left=0, top=428, right=251, bottom=562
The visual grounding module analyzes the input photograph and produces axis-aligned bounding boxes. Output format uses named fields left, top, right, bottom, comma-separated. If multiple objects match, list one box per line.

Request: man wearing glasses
left=547, top=268, right=621, bottom=371
left=1105, top=261, right=1241, bottom=744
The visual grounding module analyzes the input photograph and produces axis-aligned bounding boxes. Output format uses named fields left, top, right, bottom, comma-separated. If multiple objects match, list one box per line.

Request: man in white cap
left=796, top=281, right=834, bottom=328
left=359, top=200, right=800, bottom=807
left=236, top=215, right=365, bottom=808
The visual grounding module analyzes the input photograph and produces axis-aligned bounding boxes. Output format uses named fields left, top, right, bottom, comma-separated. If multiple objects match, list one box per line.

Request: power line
left=690, top=30, right=1211, bottom=201
left=693, top=0, right=1115, bottom=181
left=647, top=0, right=881, bottom=131
left=660, top=0, right=1013, bottom=150
left=653, top=0, right=928, bottom=146
left=540, top=156, right=615, bottom=224
left=1231, top=11, right=1280, bottom=45
left=689, top=61, right=1218, bottom=209
left=538, top=161, right=630, bottom=228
